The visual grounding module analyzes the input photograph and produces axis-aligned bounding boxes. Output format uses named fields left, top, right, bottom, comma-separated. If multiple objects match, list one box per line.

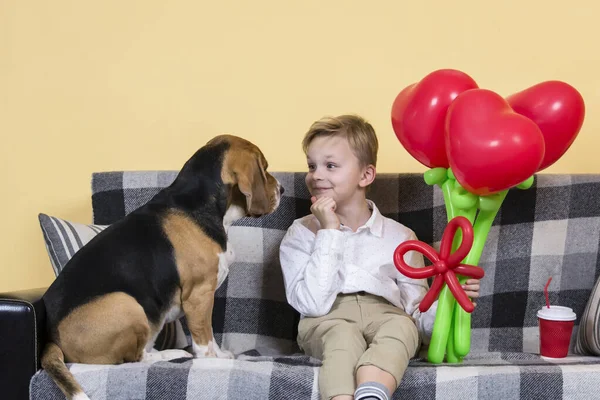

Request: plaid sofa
left=30, top=171, right=600, bottom=399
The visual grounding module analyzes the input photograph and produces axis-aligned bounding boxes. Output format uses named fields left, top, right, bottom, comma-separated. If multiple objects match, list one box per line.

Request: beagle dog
left=41, top=135, right=282, bottom=400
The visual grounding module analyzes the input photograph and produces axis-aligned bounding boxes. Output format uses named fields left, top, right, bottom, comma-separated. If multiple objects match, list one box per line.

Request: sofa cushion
left=29, top=352, right=600, bottom=399
left=575, top=271, right=600, bottom=355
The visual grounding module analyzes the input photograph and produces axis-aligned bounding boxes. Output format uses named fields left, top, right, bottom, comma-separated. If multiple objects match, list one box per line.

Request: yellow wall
left=1, top=1, right=599, bottom=292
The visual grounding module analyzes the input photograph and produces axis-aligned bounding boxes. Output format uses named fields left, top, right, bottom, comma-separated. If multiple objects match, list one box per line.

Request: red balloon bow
left=393, top=216, right=484, bottom=313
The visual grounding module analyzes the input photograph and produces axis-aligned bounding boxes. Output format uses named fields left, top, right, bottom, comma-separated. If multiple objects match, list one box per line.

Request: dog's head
left=208, top=135, right=282, bottom=222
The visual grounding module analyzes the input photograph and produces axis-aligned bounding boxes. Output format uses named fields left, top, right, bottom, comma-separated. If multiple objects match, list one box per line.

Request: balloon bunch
left=391, top=69, right=585, bottom=364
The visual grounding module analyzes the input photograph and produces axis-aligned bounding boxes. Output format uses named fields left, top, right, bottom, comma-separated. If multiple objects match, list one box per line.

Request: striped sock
left=354, top=381, right=390, bottom=400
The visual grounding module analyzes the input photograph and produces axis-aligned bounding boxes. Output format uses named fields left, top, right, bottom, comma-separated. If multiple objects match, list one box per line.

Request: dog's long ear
left=236, top=154, right=270, bottom=215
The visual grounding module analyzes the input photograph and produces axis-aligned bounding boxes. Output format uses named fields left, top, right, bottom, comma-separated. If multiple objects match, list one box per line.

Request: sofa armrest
left=0, top=287, right=48, bottom=400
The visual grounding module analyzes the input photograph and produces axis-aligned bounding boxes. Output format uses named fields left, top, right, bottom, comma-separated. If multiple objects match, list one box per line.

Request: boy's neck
left=335, top=195, right=372, bottom=232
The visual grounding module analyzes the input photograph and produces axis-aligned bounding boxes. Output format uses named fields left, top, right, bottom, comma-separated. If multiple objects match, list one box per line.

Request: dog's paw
left=211, top=339, right=235, bottom=359
left=192, top=340, right=235, bottom=359
left=192, top=342, right=212, bottom=358
left=218, top=349, right=234, bottom=359
left=214, top=346, right=234, bottom=359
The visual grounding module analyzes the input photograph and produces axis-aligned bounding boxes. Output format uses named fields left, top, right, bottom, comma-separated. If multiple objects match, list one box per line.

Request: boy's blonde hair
left=302, top=114, right=378, bottom=167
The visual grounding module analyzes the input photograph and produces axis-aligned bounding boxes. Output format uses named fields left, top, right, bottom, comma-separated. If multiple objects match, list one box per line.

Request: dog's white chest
left=164, top=304, right=183, bottom=323
left=217, top=242, right=235, bottom=289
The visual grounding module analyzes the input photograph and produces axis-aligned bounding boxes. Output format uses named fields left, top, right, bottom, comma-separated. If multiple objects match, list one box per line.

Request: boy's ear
left=359, top=164, right=376, bottom=188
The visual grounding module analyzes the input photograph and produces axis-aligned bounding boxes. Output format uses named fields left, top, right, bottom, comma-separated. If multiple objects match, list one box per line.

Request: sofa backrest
left=91, top=171, right=600, bottom=355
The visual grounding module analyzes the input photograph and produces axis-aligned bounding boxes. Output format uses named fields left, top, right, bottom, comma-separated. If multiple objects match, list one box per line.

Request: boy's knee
left=302, top=320, right=366, bottom=358
left=376, top=316, right=420, bottom=353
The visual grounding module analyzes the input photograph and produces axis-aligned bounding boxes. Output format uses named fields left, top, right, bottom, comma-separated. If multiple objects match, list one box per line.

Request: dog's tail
left=41, top=342, right=90, bottom=400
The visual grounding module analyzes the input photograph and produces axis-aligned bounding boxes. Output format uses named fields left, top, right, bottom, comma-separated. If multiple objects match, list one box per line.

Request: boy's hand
left=310, top=196, right=340, bottom=230
left=462, top=279, right=480, bottom=307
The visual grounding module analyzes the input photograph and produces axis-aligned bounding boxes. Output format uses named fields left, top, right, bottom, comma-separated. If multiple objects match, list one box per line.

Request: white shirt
left=279, top=200, right=437, bottom=338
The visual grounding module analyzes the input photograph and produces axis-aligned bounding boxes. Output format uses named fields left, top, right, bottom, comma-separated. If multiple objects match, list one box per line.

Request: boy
left=279, top=115, right=480, bottom=400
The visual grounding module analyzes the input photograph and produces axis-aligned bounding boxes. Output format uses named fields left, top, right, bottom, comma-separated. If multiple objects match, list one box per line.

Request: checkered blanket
left=29, top=352, right=600, bottom=399
left=30, top=172, right=600, bottom=399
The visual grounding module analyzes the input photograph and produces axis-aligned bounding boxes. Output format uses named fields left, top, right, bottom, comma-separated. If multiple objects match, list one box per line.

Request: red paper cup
left=537, top=306, right=576, bottom=358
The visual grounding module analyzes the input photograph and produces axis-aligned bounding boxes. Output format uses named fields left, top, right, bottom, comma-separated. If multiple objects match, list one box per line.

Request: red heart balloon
left=391, top=69, right=478, bottom=168
left=507, top=81, right=585, bottom=171
left=446, top=89, right=545, bottom=195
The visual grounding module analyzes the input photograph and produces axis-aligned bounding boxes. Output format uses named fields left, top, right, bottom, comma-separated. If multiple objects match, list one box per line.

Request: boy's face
left=305, top=135, right=370, bottom=207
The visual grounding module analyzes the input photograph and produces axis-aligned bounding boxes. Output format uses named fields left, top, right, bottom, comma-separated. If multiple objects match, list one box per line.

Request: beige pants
left=297, top=292, right=420, bottom=400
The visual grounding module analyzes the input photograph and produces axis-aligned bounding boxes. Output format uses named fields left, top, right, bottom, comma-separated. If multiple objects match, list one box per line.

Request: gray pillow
left=575, top=274, right=600, bottom=355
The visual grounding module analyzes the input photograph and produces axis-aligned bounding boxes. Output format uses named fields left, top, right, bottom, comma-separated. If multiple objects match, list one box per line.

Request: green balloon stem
left=446, top=316, right=460, bottom=363
left=441, top=178, right=456, bottom=220
left=452, top=190, right=508, bottom=357
left=428, top=285, right=455, bottom=364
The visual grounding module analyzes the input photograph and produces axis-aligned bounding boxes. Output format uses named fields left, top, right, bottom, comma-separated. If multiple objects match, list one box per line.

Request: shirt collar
left=354, top=200, right=383, bottom=237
